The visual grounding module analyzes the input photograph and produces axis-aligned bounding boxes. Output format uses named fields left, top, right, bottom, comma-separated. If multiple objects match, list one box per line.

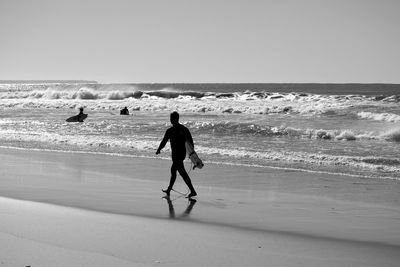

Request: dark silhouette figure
left=156, top=111, right=197, bottom=198
left=66, top=107, right=87, bottom=122
left=163, top=195, right=197, bottom=219
left=120, top=107, right=129, bottom=115
left=77, top=107, right=87, bottom=122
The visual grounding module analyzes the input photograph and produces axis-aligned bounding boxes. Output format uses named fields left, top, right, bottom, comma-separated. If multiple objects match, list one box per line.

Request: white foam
left=1, top=87, right=397, bottom=117
left=1, top=125, right=399, bottom=179
left=336, top=130, right=357, bottom=141
left=0, top=129, right=163, bottom=153
left=381, top=127, right=400, bottom=142
left=194, top=145, right=400, bottom=175
left=358, top=111, right=400, bottom=123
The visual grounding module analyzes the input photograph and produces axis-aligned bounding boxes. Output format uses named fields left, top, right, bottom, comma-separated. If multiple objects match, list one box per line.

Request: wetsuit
left=77, top=111, right=86, bottom=122
left=157, top=123, right=196, bottom=193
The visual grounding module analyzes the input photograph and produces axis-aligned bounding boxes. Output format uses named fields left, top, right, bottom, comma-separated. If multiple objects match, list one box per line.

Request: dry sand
left=0, top=147, right=400, bottom=266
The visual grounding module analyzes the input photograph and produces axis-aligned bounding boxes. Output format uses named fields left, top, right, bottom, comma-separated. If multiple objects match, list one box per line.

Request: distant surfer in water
left=156, top=111, right=197, bottom=198
left=120, top=107, right=129, bottom=115
left=77, top=107, right=87, bottom=122
left=66, top=107, right=88, bottom=122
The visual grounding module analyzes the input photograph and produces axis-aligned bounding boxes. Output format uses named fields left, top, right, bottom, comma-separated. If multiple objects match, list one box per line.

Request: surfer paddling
left=156, top=111, right=197, bottom=198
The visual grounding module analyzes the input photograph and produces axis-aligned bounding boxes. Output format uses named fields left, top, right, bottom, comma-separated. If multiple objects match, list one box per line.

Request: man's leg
left=163, top=163, right=177, bottom=195
left=176, top=161, right=197, bottom=197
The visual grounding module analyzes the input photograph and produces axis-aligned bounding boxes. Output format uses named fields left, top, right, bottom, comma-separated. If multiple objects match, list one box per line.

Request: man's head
left=170, top=111, right=179, bottom=125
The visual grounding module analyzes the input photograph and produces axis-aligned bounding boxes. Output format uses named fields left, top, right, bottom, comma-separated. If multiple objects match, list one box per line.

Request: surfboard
left=185, top=141, right=204, bottom=169
left=66, top=114, right=88, bottom=122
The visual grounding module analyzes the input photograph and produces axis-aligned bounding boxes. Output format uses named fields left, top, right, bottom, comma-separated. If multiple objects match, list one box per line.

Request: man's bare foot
left=162, top=189, right=171, bottom=196
left=187, top=191, right=197, bottom=198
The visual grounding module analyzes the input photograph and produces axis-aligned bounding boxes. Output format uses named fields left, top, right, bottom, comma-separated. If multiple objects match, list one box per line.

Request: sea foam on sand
left=0, top=147, right=400, bottom=266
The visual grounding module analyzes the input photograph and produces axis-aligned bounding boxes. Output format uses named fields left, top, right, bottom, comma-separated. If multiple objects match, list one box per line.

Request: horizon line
left=1, top=80, right=400, bottom=85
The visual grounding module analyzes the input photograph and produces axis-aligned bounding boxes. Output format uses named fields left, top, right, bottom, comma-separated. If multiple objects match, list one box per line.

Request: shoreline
left=1, top=146, right=400, bottom=266
left=1, top=145, right=399, bottom=182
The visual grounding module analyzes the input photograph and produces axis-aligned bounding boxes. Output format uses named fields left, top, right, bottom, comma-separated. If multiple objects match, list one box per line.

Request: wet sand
left=1, top=147, right=400, bottom=266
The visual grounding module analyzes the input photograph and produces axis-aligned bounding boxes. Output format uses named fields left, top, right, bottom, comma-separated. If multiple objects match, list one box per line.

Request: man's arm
left=156, top=130, right=169, bottom=154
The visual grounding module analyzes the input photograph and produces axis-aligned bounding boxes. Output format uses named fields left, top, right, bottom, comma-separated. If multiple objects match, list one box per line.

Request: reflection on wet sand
left=163, top=196, right=197, bottom=219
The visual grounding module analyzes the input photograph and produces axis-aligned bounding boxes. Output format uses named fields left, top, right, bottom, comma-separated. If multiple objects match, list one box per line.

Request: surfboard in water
left=185, top=141, right=204, bottom=169
left=66, top=114, right=88, bottom=122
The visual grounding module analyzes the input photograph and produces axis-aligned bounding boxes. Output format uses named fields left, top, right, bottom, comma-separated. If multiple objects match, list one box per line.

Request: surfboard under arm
left=185, top=141, right=204, bottom=169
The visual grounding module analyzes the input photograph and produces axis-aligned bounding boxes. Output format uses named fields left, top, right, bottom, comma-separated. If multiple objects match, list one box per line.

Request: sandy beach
left=1, top=147, right=400, bottom=266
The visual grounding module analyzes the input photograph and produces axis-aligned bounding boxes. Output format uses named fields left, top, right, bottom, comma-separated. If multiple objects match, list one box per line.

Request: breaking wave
left=381, top=127, right=400, bottom=142
left=185, top=121, right=400, bottom=142
left=1, top=115, right=398, bottom=143
left=1, top=83, right=400, bottom=118
left=1, top=93, right=399, bottom=118
left=1, top=84, right=399, bottom=101
left=358, top=111, right=400, bottom=122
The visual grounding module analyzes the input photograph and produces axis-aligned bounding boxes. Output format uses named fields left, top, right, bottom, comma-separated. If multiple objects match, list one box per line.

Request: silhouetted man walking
left=156, top=111, right=197, bottom=198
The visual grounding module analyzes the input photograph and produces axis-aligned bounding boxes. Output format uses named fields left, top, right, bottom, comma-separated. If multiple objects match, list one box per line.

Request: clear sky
left=0, top=0, right=399, bottom=83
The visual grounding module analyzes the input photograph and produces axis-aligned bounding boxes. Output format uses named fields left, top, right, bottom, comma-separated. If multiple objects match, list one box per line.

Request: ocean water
left=0, top=82, right=399, bottom=180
